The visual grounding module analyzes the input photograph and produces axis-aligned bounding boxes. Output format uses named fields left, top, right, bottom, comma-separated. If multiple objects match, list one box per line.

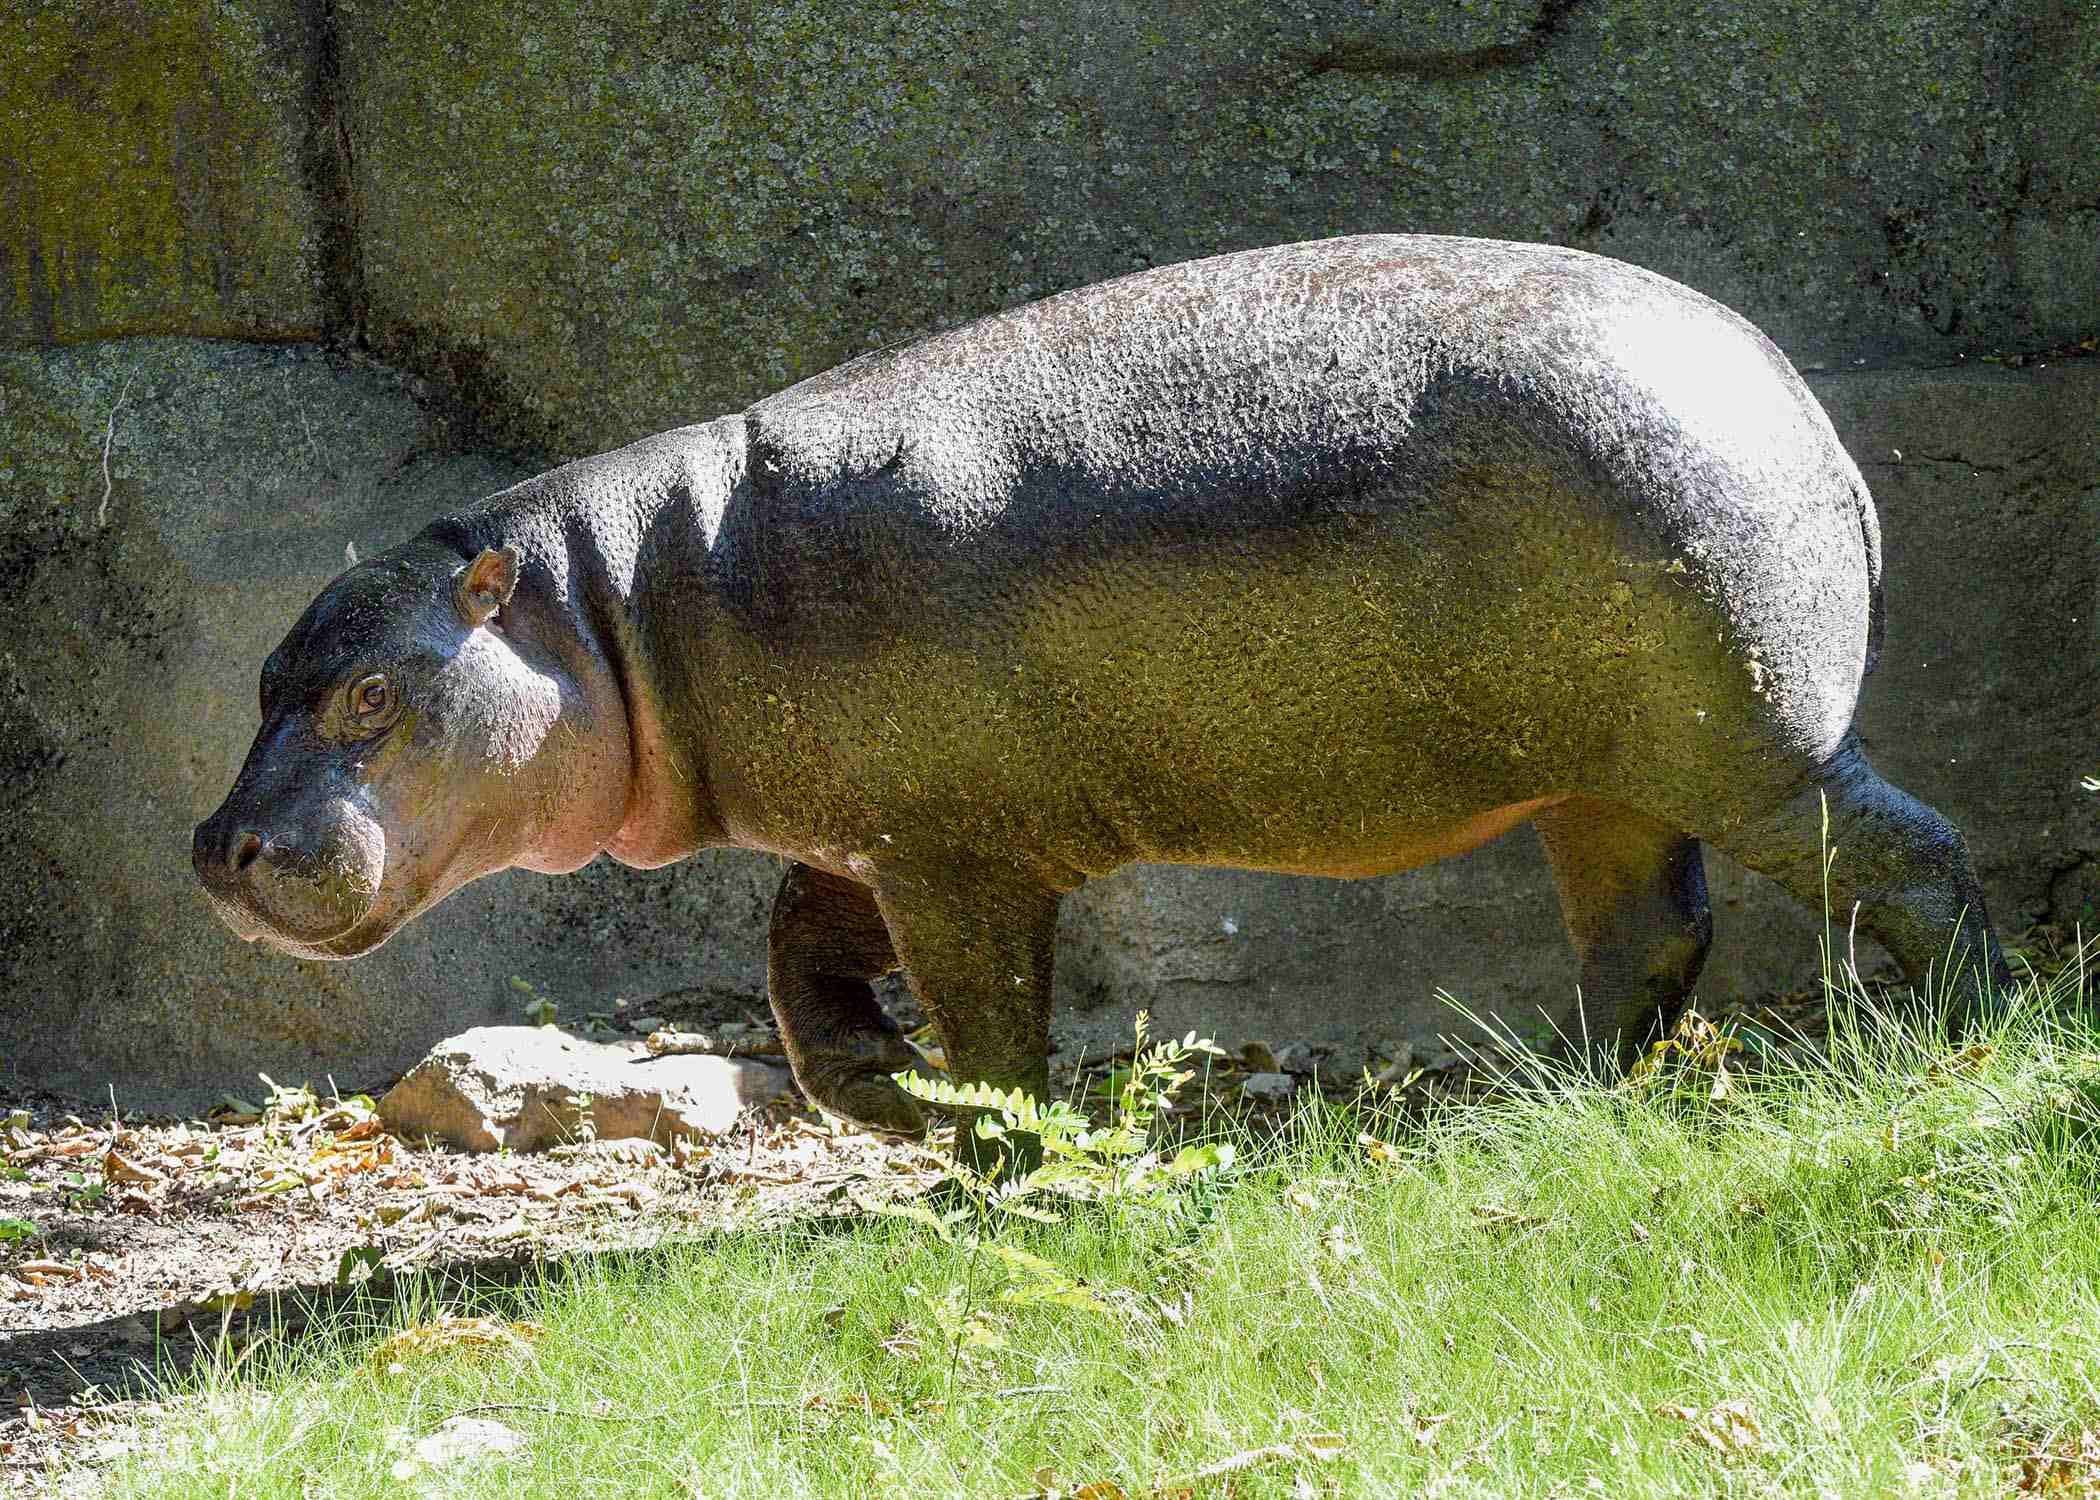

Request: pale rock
left=1272, top=1042, right=1321, bottom=1076
left=1240, top=1071, right=1297, bottom=1104
left=379, top=1025, right=791, bottom=1152
left=406, top=1416, right=526, bottom=1469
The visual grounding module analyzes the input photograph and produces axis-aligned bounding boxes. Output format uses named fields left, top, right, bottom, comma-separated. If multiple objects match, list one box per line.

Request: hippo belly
left=705, top=458, right=1834, bottom=894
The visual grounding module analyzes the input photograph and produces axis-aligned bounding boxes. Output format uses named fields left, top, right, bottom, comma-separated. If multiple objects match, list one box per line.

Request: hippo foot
left=1947, top=986, right=2015, bottom=1036
left=1545, top=1035, right=1643, bottom=1084
left=794, top=1033, right=933, bottom=1139
left=814, top=1068, right=929, bottom=1138
left=1856, top=965, right=2013, bottom=1043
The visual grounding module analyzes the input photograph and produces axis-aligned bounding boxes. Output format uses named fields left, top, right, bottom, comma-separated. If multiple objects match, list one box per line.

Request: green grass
left=94, top=959, right=2100, bottom=1497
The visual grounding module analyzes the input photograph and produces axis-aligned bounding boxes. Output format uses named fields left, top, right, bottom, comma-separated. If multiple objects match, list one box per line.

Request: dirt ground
left=0, top=1005, right=1334, bottom=1495
left=0, top=984, right=1848, bottom=1496
left=0, top=1080, right=954, bottom=1495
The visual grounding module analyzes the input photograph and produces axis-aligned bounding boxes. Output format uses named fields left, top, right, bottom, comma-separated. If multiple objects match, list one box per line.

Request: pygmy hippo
left=195, top=236, right=2007, bottom=1139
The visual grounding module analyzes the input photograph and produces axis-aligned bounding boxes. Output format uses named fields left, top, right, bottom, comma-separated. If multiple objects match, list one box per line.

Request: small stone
left=1374, top=1045, right=1418, bottom=1086
left=1239, top=1040, right=1280, bottom=1072
left=1240, top=1071, right=1296, bottom=1104
left=1272, top=1042, right=1319, bottom=1076
left=113, top=1314, right=159, bottom=1348
left=408, top=1416, right=525, bottom=1469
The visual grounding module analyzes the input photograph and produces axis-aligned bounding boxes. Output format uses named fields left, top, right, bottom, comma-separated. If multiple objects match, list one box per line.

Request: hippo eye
left=347, top=672, right=396, bottom=727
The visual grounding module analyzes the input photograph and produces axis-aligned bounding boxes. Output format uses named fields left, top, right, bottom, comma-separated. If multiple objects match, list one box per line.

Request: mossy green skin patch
left=204, top=237, right=2008, bottom=1144
left=0, top=0, right=318, bottom=344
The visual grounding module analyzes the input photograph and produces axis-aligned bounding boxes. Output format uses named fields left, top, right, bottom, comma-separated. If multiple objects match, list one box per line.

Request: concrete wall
left=2, top=1, right=2095, bottom=1106
left=345, top=0, right=2097, bottom=454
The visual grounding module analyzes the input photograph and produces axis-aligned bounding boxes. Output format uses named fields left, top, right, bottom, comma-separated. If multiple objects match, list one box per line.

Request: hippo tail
left=1852, top=471, right=1885, bottom=678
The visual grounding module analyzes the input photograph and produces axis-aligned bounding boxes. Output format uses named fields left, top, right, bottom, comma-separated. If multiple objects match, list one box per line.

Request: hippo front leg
left=767, top=863, right=927, bottom=1138
left=872, top=861, right=1062, bottom=1175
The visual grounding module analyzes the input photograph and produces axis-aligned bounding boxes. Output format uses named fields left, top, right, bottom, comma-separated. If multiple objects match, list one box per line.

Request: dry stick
left=1423, top=1414, right=1515, bottom=1499
left=1153, top=1441, right=1302, bottom=1489
left=745, top=1386, right=1062, bottom=1411
left=447, top=1400, right=672, bottom=1424
left=643, top=1030, right=734, bottom=1057
left=96, top=368, right=139, bottom=529
left=640, top=1028, right=786, bottom=1060
left=1005, top=1436, right=1332, bottom=1500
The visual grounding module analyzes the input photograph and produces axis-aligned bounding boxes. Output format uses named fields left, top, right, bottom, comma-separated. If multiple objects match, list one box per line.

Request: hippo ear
left=454, top=545, right=520, bottom=628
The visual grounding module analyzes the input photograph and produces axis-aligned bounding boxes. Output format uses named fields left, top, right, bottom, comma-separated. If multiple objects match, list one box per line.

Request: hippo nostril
left=232, top=831, right=264, bottom=874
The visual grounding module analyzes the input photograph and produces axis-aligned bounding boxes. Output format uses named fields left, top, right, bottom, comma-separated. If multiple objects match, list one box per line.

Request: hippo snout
left=192, top=800, right=383, bottom=951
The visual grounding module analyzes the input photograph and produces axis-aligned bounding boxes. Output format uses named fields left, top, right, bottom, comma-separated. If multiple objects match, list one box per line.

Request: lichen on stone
left=0, top=0, right=319, bottom=345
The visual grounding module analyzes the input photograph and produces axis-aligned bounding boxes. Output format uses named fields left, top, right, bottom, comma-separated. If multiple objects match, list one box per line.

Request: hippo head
left=193, top=537, right=632, bottom=958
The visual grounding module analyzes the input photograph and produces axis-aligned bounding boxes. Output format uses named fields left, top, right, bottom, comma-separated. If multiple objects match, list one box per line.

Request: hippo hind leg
left=767, top=863, right=928, bottom=1138
left=1711, top=732, right=2010, bottom=1022
left=1532, top=797, right=1714, bottom=1069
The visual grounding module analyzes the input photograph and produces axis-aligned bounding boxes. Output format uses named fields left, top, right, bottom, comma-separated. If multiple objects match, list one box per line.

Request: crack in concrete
left=1289, top=0, right=1594, bottom=83
left=1862, top=443, right=2068, bottom=474
left=301, top=0, right=366, bottom=346
left=1908, top=453, right=2008, bottom=473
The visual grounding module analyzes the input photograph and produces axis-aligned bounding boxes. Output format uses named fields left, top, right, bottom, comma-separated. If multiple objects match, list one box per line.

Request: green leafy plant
left=510, top=974, right=560, bottom=1027
left=568, top=1091, right=598, bottom=1145
left=59, top=1171, right=108, bottom=1210
left=871, top=1013, right=1235, bottom=1390
left=897, top=1011, right=1232, bottom=1209
left=334, top=1244, right=386, bottom=1290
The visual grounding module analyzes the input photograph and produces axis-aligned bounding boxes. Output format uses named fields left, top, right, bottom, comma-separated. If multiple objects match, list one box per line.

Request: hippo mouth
left=216, top=878, right=436, bottom=960
left=202, top=884, right=380, bottom=959
left=193, top=843, right=381, bottom=952
left=226, top=852, right=485, bottom=959
left=201, top=890, right=273, bottom=945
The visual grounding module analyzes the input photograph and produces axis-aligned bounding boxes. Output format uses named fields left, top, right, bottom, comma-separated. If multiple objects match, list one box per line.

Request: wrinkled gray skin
left=197, top=236, right=2009, bottom=1146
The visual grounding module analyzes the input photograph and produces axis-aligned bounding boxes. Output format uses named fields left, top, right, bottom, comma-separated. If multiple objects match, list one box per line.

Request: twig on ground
left=1424, top=1415, right=1514, bottom=1497
left=1005, top=1432, right=1341, bottom=1500
left=643, top=1029, right=736, bottom=1057
left=1152, top=1441, right=1301, bottom=1489
left=447, top=1400, right=670, bottom=1424
left=744, top=1386, right=1063, bottom=1414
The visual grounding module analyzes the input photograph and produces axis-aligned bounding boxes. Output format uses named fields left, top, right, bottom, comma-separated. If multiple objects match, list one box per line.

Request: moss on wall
left=2, top=0, right=2087, bottom=431
left=2009, top=1, right=2100, bottom=333
left=0, top=0, right=320, bottom=344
